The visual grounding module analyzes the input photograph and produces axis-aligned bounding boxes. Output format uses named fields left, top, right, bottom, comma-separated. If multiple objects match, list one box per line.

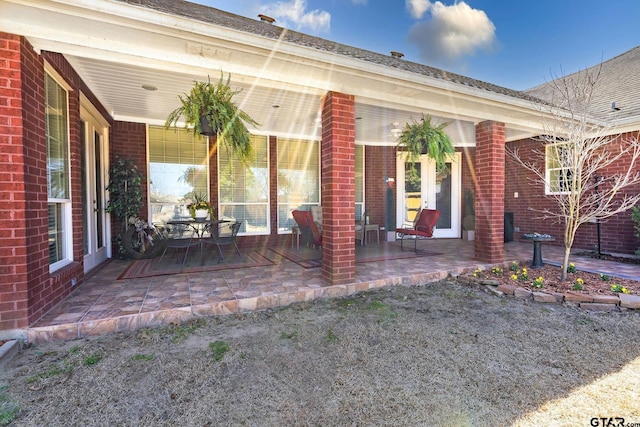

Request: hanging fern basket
left=396, top=114, right=455, bottom=170
left=199, top=115, right=216, bottom=136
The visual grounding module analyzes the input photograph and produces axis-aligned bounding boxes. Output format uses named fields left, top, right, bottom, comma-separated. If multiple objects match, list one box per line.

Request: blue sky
left=197, top=0, right=639, bottom=90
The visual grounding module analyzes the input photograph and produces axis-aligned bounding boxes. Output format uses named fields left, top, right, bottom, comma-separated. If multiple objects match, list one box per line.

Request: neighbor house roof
left=526, top=45, right=640, bottom=128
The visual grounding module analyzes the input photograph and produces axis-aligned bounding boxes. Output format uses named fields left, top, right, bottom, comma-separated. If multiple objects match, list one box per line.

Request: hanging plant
left=396, top=114, right=455, bottom=180
left=165, top=72, right=259, bottom=161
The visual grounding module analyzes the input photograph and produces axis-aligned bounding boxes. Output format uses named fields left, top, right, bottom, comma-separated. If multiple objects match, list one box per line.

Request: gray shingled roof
left=119, top=0, right=541, bottom=103
left=526, top=46, right=640, bottom=122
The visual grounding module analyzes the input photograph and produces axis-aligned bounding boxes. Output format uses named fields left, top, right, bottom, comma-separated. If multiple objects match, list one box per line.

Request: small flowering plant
left=491, top=267, right=503, bottom=275
left=532, top=276, right=544, bottom=288
left=573, top=278, right=584, bottom=291
left=187, top=193, right=214, bottom=219
left=567, top=262, right=577, bottom=273
left=509, top=261, right=519, bottom=272
left=611, top=284, right=631, bottom=294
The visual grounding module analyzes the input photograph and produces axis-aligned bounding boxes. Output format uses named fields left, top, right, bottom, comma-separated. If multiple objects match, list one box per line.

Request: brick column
left=474, top=121, right=505, bottom=263
left=0, top=34, right=47, bottom=330
left=320, top=92, right=355, bottom=285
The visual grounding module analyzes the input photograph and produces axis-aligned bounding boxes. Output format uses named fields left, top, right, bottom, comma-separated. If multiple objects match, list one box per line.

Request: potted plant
left=462, top=189, right=475, bottom=241
left=396, top=114, right=455, bottom=181
left=187, top=193, right=215, bottom=221
left=165, top=72, right=259, bottom=161
left=105, top=157, right=144, bottom=258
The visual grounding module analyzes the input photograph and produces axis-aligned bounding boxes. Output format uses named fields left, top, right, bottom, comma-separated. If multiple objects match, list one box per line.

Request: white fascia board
left=8, top=0, right=541, bottom=120
left=5, top=0, right=553, bottom=131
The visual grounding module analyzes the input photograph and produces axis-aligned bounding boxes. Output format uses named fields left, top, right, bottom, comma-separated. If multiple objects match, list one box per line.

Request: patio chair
left=201, top=221, right=242, bottom=263
left=157, top=224, right=199, bottom=266
left=395, top=209, right=441, bottom=253
left=292, top=210, right=322, bottom=249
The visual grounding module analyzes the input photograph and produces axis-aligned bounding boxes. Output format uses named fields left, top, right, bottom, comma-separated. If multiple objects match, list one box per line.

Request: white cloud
left=260, top=0, right=330, bottom=33
left=407, top=1, right=496, bottom=64
left=406, top=0, right=431, bottom=19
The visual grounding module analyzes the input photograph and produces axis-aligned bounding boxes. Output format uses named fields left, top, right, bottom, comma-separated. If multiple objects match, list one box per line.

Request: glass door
left=81, top=105, right=109, bottom=272
left=396, top=152, right=461, bottom=238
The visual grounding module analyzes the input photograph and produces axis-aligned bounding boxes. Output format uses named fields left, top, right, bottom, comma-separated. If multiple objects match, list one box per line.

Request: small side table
left=522, top=234, right=555, bottom=268
left=364, top=223, right=380, bottom=245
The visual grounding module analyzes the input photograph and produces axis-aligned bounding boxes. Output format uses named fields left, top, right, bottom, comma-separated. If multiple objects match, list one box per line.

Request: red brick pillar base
left=474, top=121, right=505, bottom=263
left=321, top=92, right=355, bottom=285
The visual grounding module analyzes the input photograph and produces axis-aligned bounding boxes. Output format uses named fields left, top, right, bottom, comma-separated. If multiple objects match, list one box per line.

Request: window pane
left=355, top=145, right=364, bottom=218
left=46, top=73, right=71, bottom=269
left=219, top=135, right=269, bottom=234
left=46, top=74, right=69, bottom=200
left=277, top=138, right=320, bottom=232
left=546, top=143, right=572, bottom=194
left=48, top=203, right=65, bottom=263
left=148, top=126, right=209, bottom=223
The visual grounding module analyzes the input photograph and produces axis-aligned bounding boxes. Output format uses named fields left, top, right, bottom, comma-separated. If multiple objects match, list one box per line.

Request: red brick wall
left=109, top=121, right=148, bottom=239
left=365, top=145, right=396, bottom=231
left=506, top=135, right=640, bottom=255
left=0, top=33, right=33, bottom=329
left=0, top=35, right=95, bottom=330
left=475, top=121, right=505, bottom=263
left=321, top=92, right=355, bottom=284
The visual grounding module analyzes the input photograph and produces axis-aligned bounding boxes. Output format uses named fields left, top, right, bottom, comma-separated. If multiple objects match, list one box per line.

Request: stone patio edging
left=456, top=274, right=640, bottom=312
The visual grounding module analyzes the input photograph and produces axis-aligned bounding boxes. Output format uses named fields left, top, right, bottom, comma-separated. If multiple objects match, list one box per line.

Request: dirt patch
left=2, top=280, right=640, bottom=426
left=469, top=262, right=640, bottom=296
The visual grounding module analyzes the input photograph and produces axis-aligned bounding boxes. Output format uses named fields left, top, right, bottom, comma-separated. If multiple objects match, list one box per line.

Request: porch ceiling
left=1, top=0, right=545, bottom=144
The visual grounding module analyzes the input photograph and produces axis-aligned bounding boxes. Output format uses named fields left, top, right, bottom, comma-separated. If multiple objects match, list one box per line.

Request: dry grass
left=2, top=280, right=640, bottom=426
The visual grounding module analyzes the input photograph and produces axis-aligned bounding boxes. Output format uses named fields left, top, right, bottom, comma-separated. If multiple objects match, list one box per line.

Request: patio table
left=166, top=219, right=229, bottom=239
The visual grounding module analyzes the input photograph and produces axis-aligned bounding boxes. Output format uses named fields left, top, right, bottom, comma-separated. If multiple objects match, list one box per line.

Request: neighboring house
left=505, top=47, right=640, bottom=255
left=0, top=0, right=637, bottom=333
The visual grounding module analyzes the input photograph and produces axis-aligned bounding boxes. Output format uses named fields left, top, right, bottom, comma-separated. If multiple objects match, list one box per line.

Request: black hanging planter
left=199, top=115, right=216, bottom=136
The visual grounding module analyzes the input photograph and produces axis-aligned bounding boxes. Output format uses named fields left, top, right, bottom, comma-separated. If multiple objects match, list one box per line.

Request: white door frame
left=396, top=152, right=461, bottom=238
left=80, top=97, right=110, bottom=272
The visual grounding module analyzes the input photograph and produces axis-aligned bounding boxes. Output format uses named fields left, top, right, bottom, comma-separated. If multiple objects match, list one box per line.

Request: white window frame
left=45, top=64, right=73, bottom=272
left=276, top=138, right=321, bottom=234
left=147, top=125, right=210, bottom=224
left=218, top=135, right=270, bottom=236
left=545, top=142, right=573, bottom=195
left=355, top=144, right=365, bottom=220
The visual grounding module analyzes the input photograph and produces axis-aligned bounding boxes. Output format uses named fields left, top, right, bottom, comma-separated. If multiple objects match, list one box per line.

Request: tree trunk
left=561, top=246, right=571, bottom=281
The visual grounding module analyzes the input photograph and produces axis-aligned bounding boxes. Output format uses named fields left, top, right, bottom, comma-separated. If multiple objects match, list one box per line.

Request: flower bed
left=467, top=262, right=639, bottom=297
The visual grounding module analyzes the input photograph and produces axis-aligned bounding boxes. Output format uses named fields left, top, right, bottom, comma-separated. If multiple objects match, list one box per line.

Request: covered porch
left=27, top=240, right=562, bottom=343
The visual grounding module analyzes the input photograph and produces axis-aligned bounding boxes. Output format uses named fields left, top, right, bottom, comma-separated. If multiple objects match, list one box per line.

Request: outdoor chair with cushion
left=201, top=221, right=242, bottom=263
left=395, top=209, right=441, bottom=253
left=158, top=224, right=199, bottom=267
left=292, top=209, right=322, bottom=249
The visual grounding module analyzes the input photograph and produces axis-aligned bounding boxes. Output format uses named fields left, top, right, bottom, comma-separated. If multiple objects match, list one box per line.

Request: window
left=148, top=126, right=209, bottom=224
left=46, top=72, right=72, bottom=270
left=219, top=135, right=269, bottom=235
left=355, top=144, right=364, bottom=219
left=546, top=142, right=573, bottom=194
left=277, top=138, right=320, bottom=232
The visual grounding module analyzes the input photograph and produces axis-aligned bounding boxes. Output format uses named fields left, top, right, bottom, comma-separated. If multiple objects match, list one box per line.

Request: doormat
left=118, top=251, right=274, bottom=280
left=270, top=244, right=442, bottom=269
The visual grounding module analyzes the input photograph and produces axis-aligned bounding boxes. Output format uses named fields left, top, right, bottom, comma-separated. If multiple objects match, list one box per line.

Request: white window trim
left=45, top=65, right=74, bottom=272
left=218, top=135, right=270, bottom=236
left=545, top=142, right=572, bottom=195
left=276, top=138, right=321, bottom=234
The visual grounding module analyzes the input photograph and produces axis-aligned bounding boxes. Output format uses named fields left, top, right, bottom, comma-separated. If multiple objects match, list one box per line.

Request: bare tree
left=508, top=65, right=640, bottom=280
